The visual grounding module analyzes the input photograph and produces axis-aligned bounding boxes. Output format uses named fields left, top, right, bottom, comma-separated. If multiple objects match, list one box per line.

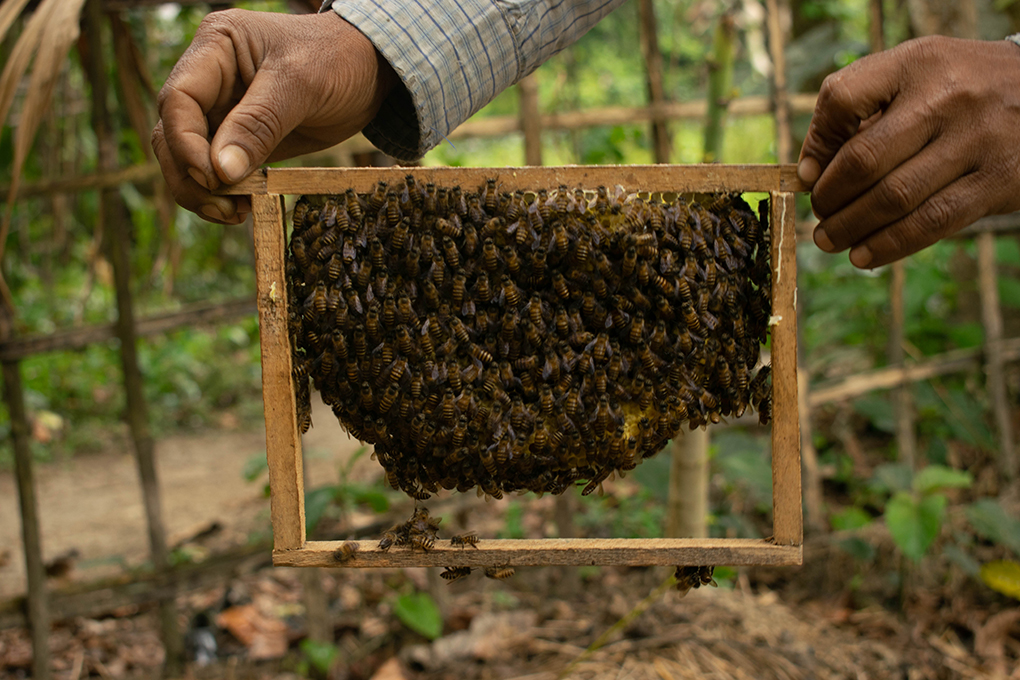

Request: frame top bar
left=217, top=164, right=809, bottom=196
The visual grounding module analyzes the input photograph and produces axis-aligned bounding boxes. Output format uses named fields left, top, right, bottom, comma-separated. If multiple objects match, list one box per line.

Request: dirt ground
left=0, top=400, right=373, bottom=598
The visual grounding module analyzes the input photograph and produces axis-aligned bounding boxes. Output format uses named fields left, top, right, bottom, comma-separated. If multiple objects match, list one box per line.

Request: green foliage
left=870, top=464, right=973, bottom=563
left=967, top=499, right=1020, bottom=555
left=831, top=507, right=872, bottom=532
left=577, top=487, right=664, bottom=538
left=885, top=492, right=947, bottom=564
left=498, top=502, right=525, bottom=539
left=393, top=592, right=443, bottom=640
left=299, top=639, right=338, bottom=676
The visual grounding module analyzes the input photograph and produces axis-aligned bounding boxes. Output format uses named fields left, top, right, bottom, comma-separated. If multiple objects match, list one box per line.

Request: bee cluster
left=377, top=506, right=442, bottom=552
left=286, top=176, right=772, bottom=500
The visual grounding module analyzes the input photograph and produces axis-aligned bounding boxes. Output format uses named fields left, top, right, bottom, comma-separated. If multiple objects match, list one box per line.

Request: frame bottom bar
left=274, top=538, right=802, bottom=568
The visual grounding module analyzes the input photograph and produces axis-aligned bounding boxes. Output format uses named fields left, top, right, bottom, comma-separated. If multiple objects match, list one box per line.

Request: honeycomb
left=285, top=177, right=773, bottom=500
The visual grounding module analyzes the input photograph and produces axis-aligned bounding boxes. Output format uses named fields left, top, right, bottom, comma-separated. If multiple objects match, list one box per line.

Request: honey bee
left=499, top=275, right=521, bottom=308
left=441, top=566, right=473, bottom=582
left=333, top=541, right=360, bottom=563
left=674, top=565, right=717, bottom=597
left=451, top=532, right=479, bottom=549
left=484, top=565, right=515, bottom=580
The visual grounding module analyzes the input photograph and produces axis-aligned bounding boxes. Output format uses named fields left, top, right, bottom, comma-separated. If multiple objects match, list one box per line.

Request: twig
left=557, top=573, right=676, bottom=679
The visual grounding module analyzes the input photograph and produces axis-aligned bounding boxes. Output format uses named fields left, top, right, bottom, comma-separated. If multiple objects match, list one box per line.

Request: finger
left=810, top=104, right=937, bottom=218
left=156, top=36, right=238, bottom=191
left=209, top=68, right=310, bottom=185
left=797, top=50, right=902, bottom=187
left=846, top=172, right=988, bottom=269
left=813, top=140, right=964, bottom=252
left=153, top=120, right=246, bottom=224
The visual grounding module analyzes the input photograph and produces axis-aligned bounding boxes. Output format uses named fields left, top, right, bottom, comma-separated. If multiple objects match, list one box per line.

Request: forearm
left=322, top=0, right=628, bottom=160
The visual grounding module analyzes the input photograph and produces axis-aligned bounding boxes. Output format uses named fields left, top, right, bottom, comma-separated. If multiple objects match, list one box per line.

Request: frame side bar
left=252, top=193, right=306, bottom=550
left=277, top=538, right=803, bottom=568
left=265, top=164, right=793, bottom=195
left=769, top=191, right=803, bottom=546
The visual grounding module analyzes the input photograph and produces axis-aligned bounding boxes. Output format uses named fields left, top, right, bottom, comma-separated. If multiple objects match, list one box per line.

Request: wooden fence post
left=519, top=74, right=543, bottom=166
left=0, top=308, right=50, bottom=680
left=81, top=0, right=183, bottom=670
left=977, top=233, right=1017, bottom=480
left=636, top=0, right=670, bottom=163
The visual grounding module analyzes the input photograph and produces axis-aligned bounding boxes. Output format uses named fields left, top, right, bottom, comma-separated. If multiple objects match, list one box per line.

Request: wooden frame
left=218, top=164, right=806, bottom=569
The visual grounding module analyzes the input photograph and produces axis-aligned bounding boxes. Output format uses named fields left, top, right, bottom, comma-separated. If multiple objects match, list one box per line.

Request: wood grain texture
left=274, top=538, right=802, bottom=568
left=252, top=194, right=305, bottom=551
left=210, top=164, right=809, bottom=196
left=769, top=191, right=802, bottom=546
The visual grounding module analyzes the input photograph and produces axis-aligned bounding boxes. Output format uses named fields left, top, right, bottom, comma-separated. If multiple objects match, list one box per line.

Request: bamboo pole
left=0, top=309, right=50, bottom=679
left=636, top=0, right=670, bottom=163
left=81, top=1, right=183, bottom=670
left=666, top=429, right=708, bottom=538
left=703, top=12, right=736, bottom=163
left=977, top=233, right=1017, bottom=479
left=519, top=73, right=543, bottom=166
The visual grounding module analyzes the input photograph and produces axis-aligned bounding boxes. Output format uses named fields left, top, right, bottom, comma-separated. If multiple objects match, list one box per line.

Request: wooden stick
left=0, top=297, right=256, bottom=361
left=518, top=74, right=543, bottom=166
left=637, top=0, right=671, bottom=163
left=770, top=191, right=802, bottom=547
left=889, top=261, right=916, bottom=468
left=252, top=193, right=305, bottom=551
left=213, top=164, right=809, bottom=196
left=277, top=538, right=802, bottom=568
left=978, top=233, right=1017, bottom=479
left=808, top=337, right=1020, bottom=405
left=1, top=354, right=51, bottom=680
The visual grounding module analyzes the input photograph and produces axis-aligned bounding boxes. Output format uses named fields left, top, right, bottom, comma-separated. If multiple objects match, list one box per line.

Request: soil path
left=0, top=401, right=371, bottom=597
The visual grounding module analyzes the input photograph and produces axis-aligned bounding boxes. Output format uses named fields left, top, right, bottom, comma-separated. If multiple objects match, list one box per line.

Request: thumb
left=209, top=69, right=303, bottom=185
left=797, top=50, right=901, bottom=186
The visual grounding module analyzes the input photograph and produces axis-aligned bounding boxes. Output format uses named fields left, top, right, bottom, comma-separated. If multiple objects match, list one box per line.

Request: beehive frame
left=220, top=164, right=806, bottom=569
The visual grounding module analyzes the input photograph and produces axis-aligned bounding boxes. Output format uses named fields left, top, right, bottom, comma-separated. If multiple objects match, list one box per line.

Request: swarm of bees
left=378, top=507, right=442, bottom=552
left=674, top=565, right=718, bottom=597
left=286, top=177, right=773, bottom=500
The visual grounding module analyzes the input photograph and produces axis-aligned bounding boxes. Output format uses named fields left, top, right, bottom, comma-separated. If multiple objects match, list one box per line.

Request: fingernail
left=201, top=204, right=226, bottom=221
left=187, top=167, right=210, bottom=190
left=218, top=145, right=250, bottom=184
left=850, top=245, right=872, bottom=268
left=201, top=197, right=235, bottom=222
left=798, top=157, right=820, bottom=186
left=813, top=227, right=835, bottom=252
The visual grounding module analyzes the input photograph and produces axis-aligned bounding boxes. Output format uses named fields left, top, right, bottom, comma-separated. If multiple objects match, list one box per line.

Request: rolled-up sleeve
left=321, top=0, right=628, bottom=160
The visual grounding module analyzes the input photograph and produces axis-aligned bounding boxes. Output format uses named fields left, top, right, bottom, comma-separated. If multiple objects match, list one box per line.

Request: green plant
left=872, top=464, right=973, bottom=563
left=393, top=592, right=443, bottom=640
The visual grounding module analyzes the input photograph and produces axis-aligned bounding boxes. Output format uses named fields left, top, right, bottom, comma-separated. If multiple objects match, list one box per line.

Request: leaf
left=913, top=465, right=973, bottom=494
left=354, top=489, right=390, bottom=514
left=979, top=560, right=1020, bottom=600
left=299, top=639, right=338, bottom=674
left=243, top=453, right=268, bottom=482
left=870, top=463, right=913, bottom=494
left=831, top=507, right=872, bottom=531
left=853, top=395, right=896, bottom=434
left=304, top=487, right=335, bottom=533
left=967, top=499, right=1020, bottom=555
left=1, top=0, right=89, bottom=260
left=394, top=592, right=443, bottom=640
left=837, top=537, right=876, bottom=562
left=885, top=491, right=946, bottom=563
left=943, top=545, right=981, bottom=577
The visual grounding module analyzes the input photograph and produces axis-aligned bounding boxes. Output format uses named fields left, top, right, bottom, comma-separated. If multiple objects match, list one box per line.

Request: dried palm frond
left=0, top=0, right=89, bottom=308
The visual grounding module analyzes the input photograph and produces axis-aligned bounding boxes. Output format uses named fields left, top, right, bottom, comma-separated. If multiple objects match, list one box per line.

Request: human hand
left=797, top=36, right=1020, bottom=268
left=152, top=9, right=396, bottom=224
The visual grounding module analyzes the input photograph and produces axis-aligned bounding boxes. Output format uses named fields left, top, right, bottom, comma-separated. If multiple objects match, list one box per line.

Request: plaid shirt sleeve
left=321, top=0, right=628, bottom=161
